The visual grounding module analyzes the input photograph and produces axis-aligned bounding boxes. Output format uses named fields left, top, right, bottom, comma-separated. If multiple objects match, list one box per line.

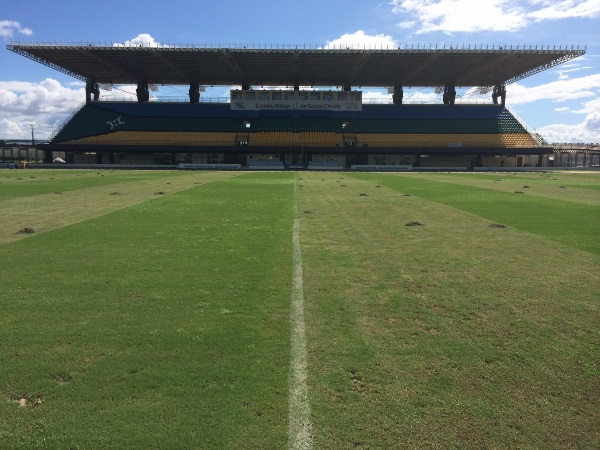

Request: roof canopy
left=8, top=43, right=585, bottom=88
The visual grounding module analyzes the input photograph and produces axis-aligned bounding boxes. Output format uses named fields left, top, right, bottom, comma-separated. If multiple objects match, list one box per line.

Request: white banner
left=230, top=90, right=362, bottom=111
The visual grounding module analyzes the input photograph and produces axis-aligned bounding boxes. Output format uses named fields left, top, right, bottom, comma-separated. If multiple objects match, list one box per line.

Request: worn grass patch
left=0, top=169, right=242, bottom=244
left=298, top=172, right=599, bottom=449
left=351, top=171, right=600, bottom=255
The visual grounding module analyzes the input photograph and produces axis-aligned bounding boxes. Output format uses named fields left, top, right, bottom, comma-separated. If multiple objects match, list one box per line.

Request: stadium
left=2, top=38, right=600, bottom=449
left=6, top=42, right=593, bottom=170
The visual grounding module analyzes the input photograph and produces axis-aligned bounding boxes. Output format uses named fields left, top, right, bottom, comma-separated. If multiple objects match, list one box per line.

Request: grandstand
left=7, top=43, right=586, bottom=169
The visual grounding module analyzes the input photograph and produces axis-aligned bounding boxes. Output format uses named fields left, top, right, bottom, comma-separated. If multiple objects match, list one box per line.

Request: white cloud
left=456, top=72, right=600, bottom=142
left=325, top=30, right=398, bottom=49
left=571, top=96, right=600, bottom=114
left=391, top=0, right=600, bottom=34
left=537, top=96, right=600, bottom=142
left=0, top=79, right=85, bottom=139
left=0, top=118, right=23, bottom=136
left=398, top=20, right=417, bottom=29
left=553, top=67, right=593, bottom=80
left=404, top=90, right=441, bottom=103
left=528, top=0, right=600, bottom=21
left=0, top=20, right=33, bottom=39
left=502, top=74, right=600, bottom=105
left=538, top=112, right=600, bottom=142
left=113, top=33, right=166, bottom=48
left=101, top=84, right=139, bottom=101
left=362, top=91, right=393, bottom=103
left=391, top=0, right=528, bottom=34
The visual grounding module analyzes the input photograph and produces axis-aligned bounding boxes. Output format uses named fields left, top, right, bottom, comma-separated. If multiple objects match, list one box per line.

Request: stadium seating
left=64, top=131, right=237, bottom=146
left=52, top=102, right=539, bottom=151
left=251, top=132, right=294, bottom=146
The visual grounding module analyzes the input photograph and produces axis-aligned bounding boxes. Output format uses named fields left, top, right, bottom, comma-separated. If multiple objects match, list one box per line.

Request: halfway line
left=288, top=174, right=313, bottom=450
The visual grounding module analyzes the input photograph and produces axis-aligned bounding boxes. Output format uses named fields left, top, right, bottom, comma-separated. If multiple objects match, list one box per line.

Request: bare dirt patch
left=16, top=394, right=44, bottom=407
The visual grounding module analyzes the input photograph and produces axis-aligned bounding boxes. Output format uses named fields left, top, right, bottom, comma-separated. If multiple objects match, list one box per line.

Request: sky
left=1, top=0, right=600, bottom=143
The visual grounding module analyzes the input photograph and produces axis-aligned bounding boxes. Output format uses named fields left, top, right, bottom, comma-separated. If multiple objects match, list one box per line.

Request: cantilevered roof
left=8, top=43, right=585, bottom=88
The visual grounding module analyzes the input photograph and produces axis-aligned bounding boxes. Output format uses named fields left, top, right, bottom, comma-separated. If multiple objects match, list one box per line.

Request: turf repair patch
left=15, top=394, right=44, bottom=407
left=16, top=227, right=36, bottom=234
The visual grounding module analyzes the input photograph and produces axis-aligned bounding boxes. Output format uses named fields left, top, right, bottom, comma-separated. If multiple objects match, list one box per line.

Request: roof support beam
left=221, top=50, right=248, bottom=87
left=76, top=47, right=132, bottom=84
left=403, top=52, right=443, bottom=86
left=453, top=52, right=513, bottom=89
left=345, top=52, right=370, bottom=87
left=152, top=49, right=188, bottom=81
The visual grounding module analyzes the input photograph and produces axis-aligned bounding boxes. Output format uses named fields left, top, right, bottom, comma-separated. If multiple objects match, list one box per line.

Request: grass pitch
left=0, top=169, right=598, bottom=449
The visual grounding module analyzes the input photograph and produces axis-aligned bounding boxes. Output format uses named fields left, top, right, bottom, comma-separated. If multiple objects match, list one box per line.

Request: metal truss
left=7, top=44, right=87, bottom=82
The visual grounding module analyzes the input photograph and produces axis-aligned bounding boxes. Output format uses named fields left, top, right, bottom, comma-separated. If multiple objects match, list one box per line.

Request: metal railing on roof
left=8, top=40, right=587, bottom=52
left=94, top=96, right=495, bottom=105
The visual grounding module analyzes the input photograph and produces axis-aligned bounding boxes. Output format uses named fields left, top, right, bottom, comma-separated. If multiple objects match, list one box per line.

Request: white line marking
left=288, top=175, right=313, bottom=450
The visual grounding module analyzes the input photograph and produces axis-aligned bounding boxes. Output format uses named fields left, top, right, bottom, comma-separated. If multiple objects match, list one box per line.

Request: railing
left=48, top=101, right=86, bottom=142
left=553, top=143, right=600, bottom=151
left=0, top=140, right=50, bottom=147
left=505, top=105, right=545, bottom=146
left=99, top=96, right=231, bottom=103
left=92, top=95, right=494, bottom=105
left=9, top=40, right=586, bottom=52
left=54, top=138, right=543, bottom=149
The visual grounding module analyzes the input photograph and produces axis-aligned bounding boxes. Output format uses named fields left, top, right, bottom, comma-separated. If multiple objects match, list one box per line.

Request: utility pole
left=31, top=124, right=35, bottom=146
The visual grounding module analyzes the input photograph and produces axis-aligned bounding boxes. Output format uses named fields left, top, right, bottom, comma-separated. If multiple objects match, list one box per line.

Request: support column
left=241, top=82, right=250, bottom=91
left=85, top=80, right=100, bottom=103
left=136, top=82, right=150, bottom=102
left=443, top=85, right=456, bottom=105
left=392, top=84, right=403, bottom=105
left=492, top=84, right=506, bottom=106
left=189, top=82, right=200, bottom=103
left=343, top=84, right=351, bottom=92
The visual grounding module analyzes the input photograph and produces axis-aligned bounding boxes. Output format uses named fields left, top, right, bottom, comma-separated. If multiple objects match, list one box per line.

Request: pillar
left=136, top=82, right=150, bottom=102
left=392, top=84, right=403, bottom=105
left=86, top=80, right=100, bottom=103
left=189, top=82, right=200, bottom=103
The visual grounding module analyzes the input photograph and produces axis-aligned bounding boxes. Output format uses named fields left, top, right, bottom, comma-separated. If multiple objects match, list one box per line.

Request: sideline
left=288, top=174, right=313, bottom=450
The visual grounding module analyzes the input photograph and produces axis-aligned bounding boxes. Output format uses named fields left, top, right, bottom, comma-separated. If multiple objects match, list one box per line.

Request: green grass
left=0, top=169, right=598, bottom=449
left=0, top=170, right=294, bottom=448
